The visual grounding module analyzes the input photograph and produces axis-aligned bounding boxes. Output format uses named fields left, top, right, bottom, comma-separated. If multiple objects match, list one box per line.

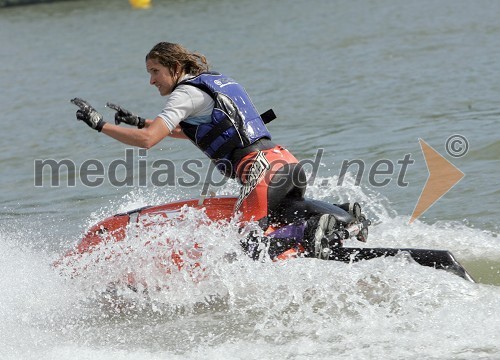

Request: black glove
left=106, top=102, right=146, bottom=129
left=70, top=98, right=106, bottom=132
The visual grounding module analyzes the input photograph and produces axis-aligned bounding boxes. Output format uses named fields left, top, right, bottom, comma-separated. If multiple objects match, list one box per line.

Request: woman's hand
left=70, top=98, right=106, bottom=132
left=106, top=102, right=146, bottom=129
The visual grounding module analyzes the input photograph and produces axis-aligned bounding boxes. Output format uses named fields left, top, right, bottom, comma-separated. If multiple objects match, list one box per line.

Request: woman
left=71, top=42, right=354, bottom=260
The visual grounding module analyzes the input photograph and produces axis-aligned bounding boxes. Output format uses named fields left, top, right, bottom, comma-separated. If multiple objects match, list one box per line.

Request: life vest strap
left=198, top=109, right=276, bottom=154
left=212, top=134, right=243, bottom=160
left=260, top=109, right=276, bottom=124
left=197, top=118, right=234, bottom=150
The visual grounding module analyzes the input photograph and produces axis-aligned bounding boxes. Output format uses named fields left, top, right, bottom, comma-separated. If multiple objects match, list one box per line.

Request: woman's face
left=146, top=58, right=178, bottom=96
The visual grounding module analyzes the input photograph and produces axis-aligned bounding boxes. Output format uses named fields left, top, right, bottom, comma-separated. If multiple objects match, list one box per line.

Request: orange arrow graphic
left=409, top=139, right=465, bottom=224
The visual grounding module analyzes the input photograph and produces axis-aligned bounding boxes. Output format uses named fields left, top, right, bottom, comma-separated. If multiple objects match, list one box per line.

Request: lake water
left=1, top=0, right=499, bottom=359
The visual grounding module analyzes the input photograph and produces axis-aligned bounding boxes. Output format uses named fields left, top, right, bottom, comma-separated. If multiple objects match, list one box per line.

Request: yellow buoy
left=129, top=0, right=151, bottom=9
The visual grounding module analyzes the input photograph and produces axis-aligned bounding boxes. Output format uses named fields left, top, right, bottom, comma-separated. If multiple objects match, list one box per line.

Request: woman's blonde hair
left=146, top=42, right=210, bottom=76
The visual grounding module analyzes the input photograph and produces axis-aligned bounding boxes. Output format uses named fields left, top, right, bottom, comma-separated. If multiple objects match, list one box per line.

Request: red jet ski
left=57, top=195, right=474, bottom=287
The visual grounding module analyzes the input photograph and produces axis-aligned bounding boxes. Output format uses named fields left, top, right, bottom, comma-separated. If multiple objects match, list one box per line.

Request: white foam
left=1, top=175, right=499, bottom=359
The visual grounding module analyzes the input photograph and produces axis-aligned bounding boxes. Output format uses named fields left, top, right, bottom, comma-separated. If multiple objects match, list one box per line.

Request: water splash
left=1, top=175, right=499, bottom=359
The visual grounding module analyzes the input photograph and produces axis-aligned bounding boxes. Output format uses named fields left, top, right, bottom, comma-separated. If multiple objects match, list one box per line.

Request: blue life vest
left=178, top=72, right=272, bottom=177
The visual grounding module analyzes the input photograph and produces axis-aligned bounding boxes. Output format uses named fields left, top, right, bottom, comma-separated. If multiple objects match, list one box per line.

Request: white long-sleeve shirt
left=157, top=75, right=214, bottom=131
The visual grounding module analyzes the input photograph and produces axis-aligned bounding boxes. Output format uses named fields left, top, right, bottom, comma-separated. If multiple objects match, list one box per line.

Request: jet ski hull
left=59, top=196, right=474, bottom=282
